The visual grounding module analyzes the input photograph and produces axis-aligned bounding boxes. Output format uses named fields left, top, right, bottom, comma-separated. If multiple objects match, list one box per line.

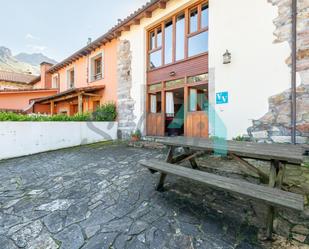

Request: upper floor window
left=147, top=1, right=208, bottom=70
left=188, top=3, right=209, bottom=57
left=52, top=75, right=59, bottom=89
left=90, top=53, right=103, bottom=81
left=67, top=68, right=75, bottom=88
left=149, top=26, right=163, bottom=69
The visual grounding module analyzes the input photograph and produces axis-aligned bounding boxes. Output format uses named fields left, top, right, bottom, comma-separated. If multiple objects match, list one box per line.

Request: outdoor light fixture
left=169, top=71, right=176, bottom=77
left=223, top=50, right=232, bottom=64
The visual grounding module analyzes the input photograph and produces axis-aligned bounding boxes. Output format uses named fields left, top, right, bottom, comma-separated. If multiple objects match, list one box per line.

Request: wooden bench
left=140, top=137, right=306, bottom=240
left=140, top=159, right=304, bottom=211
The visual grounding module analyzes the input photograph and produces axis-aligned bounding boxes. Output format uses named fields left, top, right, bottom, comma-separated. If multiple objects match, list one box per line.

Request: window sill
left=89, top=77, right=103, bottom=83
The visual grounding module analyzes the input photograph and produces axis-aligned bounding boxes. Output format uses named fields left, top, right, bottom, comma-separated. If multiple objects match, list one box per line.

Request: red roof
left=48, top=0, right=169, bottom=73
left=0, top=70, right=38, bottom=84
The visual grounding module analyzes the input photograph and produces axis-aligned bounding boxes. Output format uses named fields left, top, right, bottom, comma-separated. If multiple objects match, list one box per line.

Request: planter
left=131, top=136, right=140, bottom=142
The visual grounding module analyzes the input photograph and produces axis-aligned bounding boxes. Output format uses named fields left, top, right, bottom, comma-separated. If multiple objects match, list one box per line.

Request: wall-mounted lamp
left=223, top=50, right=232, bottom=64
left=169, top=71, right=176, bottom=77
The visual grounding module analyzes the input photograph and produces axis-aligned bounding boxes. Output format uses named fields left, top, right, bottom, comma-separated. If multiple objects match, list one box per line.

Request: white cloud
left=27, top=44, right=47, bottom=53
left=25, top=33, right=40, bottom=40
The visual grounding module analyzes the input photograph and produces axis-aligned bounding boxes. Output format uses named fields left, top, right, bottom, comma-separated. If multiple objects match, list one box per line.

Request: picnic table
left=140, top=136, right=306, bottom=240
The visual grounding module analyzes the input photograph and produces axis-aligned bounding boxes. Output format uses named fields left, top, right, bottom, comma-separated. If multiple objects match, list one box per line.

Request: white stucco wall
left=120, top=0, right=296, bottom=139
left=208, top=0, right=297, bottom=139
left=0, top=122, right=118, bottom=160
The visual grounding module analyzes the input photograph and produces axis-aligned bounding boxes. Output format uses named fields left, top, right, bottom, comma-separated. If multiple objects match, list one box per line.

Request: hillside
left=0, top=46, right=57, bottom=75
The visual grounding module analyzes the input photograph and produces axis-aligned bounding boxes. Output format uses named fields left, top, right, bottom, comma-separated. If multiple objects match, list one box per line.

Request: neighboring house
left=0, top=70, right=35, bottom=90
left=0, top=69, right=57, bottom=112
left=1, top=0, right=307, bottom=143
left=32, top=40, right=117, bottom=116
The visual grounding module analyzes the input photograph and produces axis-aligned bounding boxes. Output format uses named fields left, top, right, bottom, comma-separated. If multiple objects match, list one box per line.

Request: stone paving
left=0, top=142, right=263, bottom=249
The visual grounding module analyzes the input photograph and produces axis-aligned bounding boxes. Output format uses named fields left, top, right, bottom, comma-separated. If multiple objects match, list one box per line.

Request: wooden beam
left=78, top=94, right=83, bottom=114
left=158, top=1, right=167, bottom=9
left=230, top=153, right=269, bottom=183
left=41, top=93, right=79, bottom=104
left=133, top=19, right=140, bottom=25
left=50, top=101, right=55, bottom=115
left=83, top=93, right=101, bottom=97
left=144, top=11, right=152, bottom=18
left=114, top=31, right=122, bottom=37
left=122, top=25, right=130, bottom=31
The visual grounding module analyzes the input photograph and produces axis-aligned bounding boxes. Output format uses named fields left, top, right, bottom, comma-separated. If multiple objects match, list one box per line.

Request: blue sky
left=0, top=0, right=148, bottom=61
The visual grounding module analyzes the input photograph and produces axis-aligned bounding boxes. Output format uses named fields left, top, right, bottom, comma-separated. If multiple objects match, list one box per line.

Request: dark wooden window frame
left=147, top=0, right=208, bottom=71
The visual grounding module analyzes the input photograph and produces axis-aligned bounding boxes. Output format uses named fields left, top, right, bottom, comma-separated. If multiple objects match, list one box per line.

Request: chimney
left=40, top=62, right=53, bottom=89
left=87, top=38, right=92, bottom=45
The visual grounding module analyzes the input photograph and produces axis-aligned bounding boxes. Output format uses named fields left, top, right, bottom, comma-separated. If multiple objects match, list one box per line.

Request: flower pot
left=131, top=136, right=139, bottom=142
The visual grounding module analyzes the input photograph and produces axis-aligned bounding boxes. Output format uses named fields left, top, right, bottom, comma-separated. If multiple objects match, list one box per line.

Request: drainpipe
left=291, top=0, right=297, bottom=144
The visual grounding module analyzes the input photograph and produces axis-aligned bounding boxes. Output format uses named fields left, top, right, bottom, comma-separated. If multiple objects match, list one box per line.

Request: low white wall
left=0, top=122, right=118, bottom=160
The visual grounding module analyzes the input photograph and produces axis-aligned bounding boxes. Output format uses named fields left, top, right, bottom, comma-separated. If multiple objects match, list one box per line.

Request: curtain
left=150, top=95, right=157, bottom=113
left=190, top=88, right=197, bottom=112
left=166, top=92, right=174, bottom=115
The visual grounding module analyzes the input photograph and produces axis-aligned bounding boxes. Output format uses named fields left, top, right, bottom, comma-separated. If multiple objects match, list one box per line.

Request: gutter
left=291, top=0, right=297, bottom=144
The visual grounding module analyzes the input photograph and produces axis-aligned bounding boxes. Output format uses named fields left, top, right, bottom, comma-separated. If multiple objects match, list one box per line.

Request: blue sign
left=216, top=91, right=229, bottom=104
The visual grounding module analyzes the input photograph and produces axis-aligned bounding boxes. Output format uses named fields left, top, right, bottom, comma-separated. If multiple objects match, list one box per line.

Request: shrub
left=92, top=102, right=117, bottom=121
left=233, top=135, right=252, bottom=142
left=0, top=112, right=101, bottom=122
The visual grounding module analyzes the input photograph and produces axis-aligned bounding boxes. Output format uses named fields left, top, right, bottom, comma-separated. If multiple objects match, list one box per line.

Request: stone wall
left=117, top=40, right=136, bottom=139
left=248, top=0, right=309, bottom=144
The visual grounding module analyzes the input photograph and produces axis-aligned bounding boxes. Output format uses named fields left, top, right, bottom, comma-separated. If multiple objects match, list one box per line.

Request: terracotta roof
left=29, top=76, right=41, bottom=84
left=34, top=85, right=105, bottom=103
left=48, top=0, right=169, bottom=73
left=0, top=70, right=38, bottom=84
left=0, top=88, right=57, bottom=94
left=0, top=108, right=24, bottom=113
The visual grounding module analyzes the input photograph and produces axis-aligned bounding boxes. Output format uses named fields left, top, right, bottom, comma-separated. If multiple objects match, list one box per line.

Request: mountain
left=0, top=46, right=57, bottom=75
left=15, top=53, right=57, bottom=67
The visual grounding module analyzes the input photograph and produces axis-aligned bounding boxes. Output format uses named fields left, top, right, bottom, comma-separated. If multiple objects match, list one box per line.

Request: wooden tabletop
left=156, top=137, right=306, bottom=165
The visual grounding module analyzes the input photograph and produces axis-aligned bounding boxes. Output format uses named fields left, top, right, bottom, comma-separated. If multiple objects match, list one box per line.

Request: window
left=149, top=82, right=162, bottom=92
left=90, top=53, right=103, bottom=81
left=147, top=1, right=208, bottom=69
left=67, top=68, right=75, bottom=88
left=52, top=75, right=59, bottom=89
left=175, top=13, right=185, bottom=61
left=201, top=3, right=209, bottom=28
left=189, top=8, right=198, bottom=33
left=164, top=20, right=173, bottom=64
left=188, top=3, right=209, bottom=57
left=188, top=73, right=208, bottom=83
left=148, top=26, right=162, bottom=69
left=149, top=92, right=162, bottom=113
left=188, top=31, right=208, bottom=57
left=189, top=87, right=208, bottom=112
left=165, top=78, right=185, bottom=89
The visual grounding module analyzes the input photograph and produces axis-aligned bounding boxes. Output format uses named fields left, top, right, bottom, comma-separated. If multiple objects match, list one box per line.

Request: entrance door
left=185, top=84, right=209, bottom=138
left=146, top=91, right=165, bottom=136
left=165, top=88, right=184, bottom=136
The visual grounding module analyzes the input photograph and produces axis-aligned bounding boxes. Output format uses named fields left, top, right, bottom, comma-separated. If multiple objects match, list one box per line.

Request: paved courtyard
left=0, top=142, right=262, bottom=249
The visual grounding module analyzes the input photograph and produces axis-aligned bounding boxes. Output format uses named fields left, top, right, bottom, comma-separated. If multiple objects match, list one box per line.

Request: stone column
left=117, top=40, right=136, bottom=139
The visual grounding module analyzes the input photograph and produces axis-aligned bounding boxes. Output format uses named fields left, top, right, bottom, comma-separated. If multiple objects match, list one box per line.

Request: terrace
left=0, top=142, right=307, bottom=248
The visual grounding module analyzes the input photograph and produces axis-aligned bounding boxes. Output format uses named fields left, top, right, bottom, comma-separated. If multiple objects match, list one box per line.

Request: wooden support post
left=50, top=101, right=54, bottom=115
left=184, top=147, right=199, bottom=169
left=156, top=146, right=174, bottom=191
left=265, top=160, right=285, bottom=240
left=78, top=94, right=83, bottom=114
left=230, top=154, right=269, bottom=183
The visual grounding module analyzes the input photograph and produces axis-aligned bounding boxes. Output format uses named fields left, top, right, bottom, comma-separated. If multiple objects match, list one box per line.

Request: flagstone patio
left=0, top=142, right=263, bottom=249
